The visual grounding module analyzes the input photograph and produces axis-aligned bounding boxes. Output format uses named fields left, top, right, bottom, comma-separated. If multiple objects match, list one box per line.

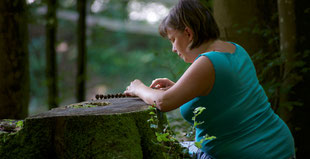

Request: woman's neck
left=189, top=39, right=218, bottom=56
left=187, top=39, right=226, bottom=63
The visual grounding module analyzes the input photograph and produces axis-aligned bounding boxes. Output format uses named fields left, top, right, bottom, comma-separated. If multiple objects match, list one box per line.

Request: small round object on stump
left=95, top=94, right=100, bottom=100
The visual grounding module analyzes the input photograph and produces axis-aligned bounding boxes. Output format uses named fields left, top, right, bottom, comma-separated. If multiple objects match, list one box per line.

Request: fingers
left=150, top=78, right=169, bottom=88
left=150, top=78, right=175, bottom=89
left=124, top=79, right=142, bottom=96
left=124, top=87, right=134, bottom=97
left=150, top=82, right=162, bottom=89
left=123, top=90, right=132, bottom=96
left=124, top=84, right=134, bottom=95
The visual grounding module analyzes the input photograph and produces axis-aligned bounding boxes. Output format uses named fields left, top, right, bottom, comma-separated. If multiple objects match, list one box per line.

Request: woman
left=124, top=0, right=295, bottom=158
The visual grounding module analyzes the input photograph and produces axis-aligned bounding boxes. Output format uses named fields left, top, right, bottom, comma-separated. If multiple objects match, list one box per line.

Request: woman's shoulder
left=218, top=41, right=237, bottom=54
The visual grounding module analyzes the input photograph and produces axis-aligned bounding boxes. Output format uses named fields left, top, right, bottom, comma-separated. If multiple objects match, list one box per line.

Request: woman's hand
left=149, top=78, right=175, bottom=90
left=124, top=79, right=144, bottom=96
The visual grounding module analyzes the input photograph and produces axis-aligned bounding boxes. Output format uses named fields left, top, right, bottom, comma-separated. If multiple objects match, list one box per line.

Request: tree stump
left=0, top=97, right=168, bottom=159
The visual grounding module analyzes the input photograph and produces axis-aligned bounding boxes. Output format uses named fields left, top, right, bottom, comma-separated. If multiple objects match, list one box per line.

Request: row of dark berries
left=95, top=93, right=127, bottom=100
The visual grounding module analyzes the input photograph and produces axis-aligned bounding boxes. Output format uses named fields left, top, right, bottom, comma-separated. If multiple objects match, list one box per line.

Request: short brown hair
left=159, top=0, right=220, bottom=49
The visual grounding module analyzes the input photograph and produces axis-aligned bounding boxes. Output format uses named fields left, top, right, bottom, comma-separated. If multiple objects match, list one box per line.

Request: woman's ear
left=184, top=27, right=194, bottom=41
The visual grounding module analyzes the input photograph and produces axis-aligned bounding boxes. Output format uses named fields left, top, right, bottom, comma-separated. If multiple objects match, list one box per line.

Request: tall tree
left=0, top=0, right=30, bottom=119
left=213, top=0, right=265, bottom=56
left=277, top=1, right=310, bottom=157
left=277, top=0, right=296, bottom=126
left=76, top=0, right=87, bottom=102
left=288, top=0, right=310, bottom=158
left=46, top=0, right=58, bottom=109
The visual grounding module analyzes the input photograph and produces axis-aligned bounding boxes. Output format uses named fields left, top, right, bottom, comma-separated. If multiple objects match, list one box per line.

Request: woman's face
left=166, top=28, right=194, bottom=63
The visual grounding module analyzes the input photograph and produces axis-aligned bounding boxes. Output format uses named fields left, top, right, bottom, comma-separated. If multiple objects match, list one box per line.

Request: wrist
left=135, top=83, right=146, bottom=96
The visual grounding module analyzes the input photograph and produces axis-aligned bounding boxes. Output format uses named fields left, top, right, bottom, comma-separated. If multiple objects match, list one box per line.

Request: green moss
left=54, top=115, right=143, bottom=159
left=66, top=102, right=110, bottom=108
left=16, top=120, right=23, bottom=129
left=69, top=104, right=97, bottom=108
left=0, top=118, right=55, bottom=159
left=2, top=119, right=15, bottom=122
left=134, top=110, right=166, bottom=159
left=0, top=105, right=175, bottom=159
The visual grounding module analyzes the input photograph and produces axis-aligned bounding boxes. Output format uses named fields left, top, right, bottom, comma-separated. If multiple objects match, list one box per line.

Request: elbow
left=156, top=104, right=170, bottom=112
left=154, top=93, right=173, bottom=112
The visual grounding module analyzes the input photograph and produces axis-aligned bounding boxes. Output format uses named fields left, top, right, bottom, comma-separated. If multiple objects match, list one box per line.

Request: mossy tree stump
left=0, top=97, right=169, bottom=159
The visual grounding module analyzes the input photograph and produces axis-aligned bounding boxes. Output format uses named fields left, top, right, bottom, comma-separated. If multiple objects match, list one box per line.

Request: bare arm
left=124, top=56, right=215, bottom=112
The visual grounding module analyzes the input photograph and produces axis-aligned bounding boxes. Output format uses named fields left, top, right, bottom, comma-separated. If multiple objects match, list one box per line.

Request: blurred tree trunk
left=46, top=0, right=58, bottom=109
left=0, top=0, right=29, bottom=119
left=278, top=0, right=310, bottom=157
left=76, top=0, right=87, bottom=102
left=290, top=0, right=310, bottom=158
left=277, top=0, right=296, bottom=127
left=213, top=0, right=265, bottom=56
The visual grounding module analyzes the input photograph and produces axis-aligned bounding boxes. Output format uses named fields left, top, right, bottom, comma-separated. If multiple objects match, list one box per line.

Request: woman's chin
left=178, top=55, right=190, bottom=63
left=183, top=58, right=191, bottom=63
left=183, top=57, right=195, bottom=63
left=179, top=56, right=186, bottom=62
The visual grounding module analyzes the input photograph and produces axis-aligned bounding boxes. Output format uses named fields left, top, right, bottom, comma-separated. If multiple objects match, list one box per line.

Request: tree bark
left=277, top=0, right=296, bottom=126
left=76, top=0, right=87, bottom=102
left=0, top=0, right=29, bottom=119
left=213, top=0, right=265, bottom=56
left=46, top=0, right=59, bottom=109
left=288, top=0, right=310, bottom=158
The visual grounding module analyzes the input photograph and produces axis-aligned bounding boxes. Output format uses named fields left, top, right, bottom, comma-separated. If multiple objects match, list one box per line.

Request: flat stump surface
left=29, top=97, right=150, bottom=118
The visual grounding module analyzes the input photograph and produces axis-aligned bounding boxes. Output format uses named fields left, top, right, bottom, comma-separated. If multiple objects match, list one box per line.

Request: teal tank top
left=180, top=42, right=295, bottom=159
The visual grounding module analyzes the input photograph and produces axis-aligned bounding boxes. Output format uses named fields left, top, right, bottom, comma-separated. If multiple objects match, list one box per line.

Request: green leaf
left=147, top=118, right=154, bottom=123
left=155, top=132, right=160, bottom=136
left=193, top=107, right=206, bottom=116
left=204, top=136, right=216, bottom=141
left=161, top=133, right=170, bottom=142
left=16, top=120, right=23, bottom=128
left=148, top=106, right=156, bottom=110
left=194, top=140, right=203, bottom=149
left=193, top=121, right=204, bottom=127
left=157, top=136, right=162, bottom=142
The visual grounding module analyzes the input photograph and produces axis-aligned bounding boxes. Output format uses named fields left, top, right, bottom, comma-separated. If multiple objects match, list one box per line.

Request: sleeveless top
left=180, top=42, right=295, bottom=159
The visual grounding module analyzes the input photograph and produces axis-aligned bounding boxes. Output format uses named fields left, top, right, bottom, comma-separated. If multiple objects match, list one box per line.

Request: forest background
left=0, top=0, right=309, bottom=158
